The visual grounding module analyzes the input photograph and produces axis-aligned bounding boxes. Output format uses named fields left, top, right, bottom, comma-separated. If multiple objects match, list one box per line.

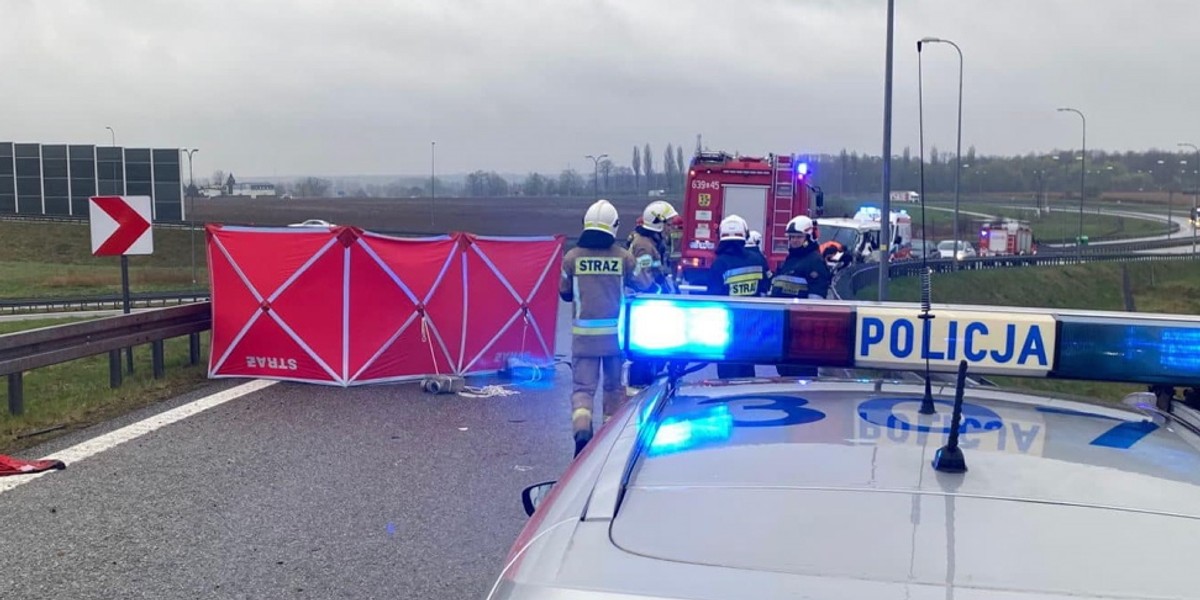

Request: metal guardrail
left=832, top=252, right=1196, bottom=299
left=0, top=303, right=211, bottom=415
left=0, top=290, right=210, bottom=314
left=0, top=212, right=563, bottom=246
left=0, top=213, right=194, bottom=230
left=1038, top=236, right=1199, bottom=254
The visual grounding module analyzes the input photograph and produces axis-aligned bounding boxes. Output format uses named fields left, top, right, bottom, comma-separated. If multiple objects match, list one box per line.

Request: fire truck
left=978, top=219, right=1034, bottom=256
left=676, top=151, right=823, bottom=285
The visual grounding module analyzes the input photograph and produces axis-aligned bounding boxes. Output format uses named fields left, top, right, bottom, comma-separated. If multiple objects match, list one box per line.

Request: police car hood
left=609, top=383, right=1200, bottom=599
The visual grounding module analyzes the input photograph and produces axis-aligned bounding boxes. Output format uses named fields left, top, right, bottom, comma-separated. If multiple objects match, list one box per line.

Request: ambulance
left=676, top=151, right=823, bottom=285
left=817, top=207, right=914, bottom=272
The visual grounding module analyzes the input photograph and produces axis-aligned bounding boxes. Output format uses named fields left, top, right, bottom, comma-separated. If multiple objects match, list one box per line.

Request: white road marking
left=0, top=379, right=278, bottom=495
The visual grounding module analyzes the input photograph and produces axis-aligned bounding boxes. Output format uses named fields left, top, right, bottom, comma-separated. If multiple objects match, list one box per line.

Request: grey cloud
left=1, top=0, right=1197, bottom=179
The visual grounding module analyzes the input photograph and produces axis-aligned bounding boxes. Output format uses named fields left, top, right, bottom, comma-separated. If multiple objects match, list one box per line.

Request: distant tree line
left=267, top=144, right=1200, bottom=200
left=456, top=142, right=693, bottom=198
left=814, top=146, right=1200, bottom=199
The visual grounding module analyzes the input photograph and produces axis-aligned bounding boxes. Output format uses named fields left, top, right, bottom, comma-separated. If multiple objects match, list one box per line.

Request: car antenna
left=916, top=39, right=936, bottom=415
left=932, top=359, right=970, bottom=473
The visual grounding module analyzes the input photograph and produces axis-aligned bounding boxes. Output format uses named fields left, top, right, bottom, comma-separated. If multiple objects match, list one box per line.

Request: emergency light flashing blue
left=625, top=297, right=854, bottom=365
left=624, top=296, right=1200, bottom=387
left=1056, top=317, right=1200, bottom=385
left=626, top=300, right=731, bottom=355
left=648, top=405, right=734, bottom=456
left=797, top=162, right=809, bottom=176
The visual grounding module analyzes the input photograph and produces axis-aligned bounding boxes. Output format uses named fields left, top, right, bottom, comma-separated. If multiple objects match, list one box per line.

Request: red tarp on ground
left=205, top=225, right=563, bottom=386
left=0, top=454, right=65, bottom=477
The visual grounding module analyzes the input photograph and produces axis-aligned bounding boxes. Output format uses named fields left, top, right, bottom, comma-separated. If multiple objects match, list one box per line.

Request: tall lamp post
left=918, top=37, right=963, bottom=268
left=1057, top=107, right=1086, bottom=258
left=105, top=126, right=115, bottom=146
left=430, top=141, right=436, bottom=229
left=1181, top=142, right=1199, bottom=257
left=585, top=154, right=608, bottom=199
left=183, top=148, right=200, bottom=286
left=878, top=0, right=896, bottom=301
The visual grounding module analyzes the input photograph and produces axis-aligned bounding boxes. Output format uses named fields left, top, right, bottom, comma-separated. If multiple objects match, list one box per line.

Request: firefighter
left=707, top=215, right=768, bottom=379
left=745, top=229, right=771, bottom=278
left=626, top=200, right=680, bottom=293
left=770, top=215, right=831, bottom=300
left=820, top=239, right=852, bottom=271
left=770, top=215, right=833, bottom=378
left=625, top=200, right=679, bottom=390
left=560, top=199, right=652, bottom=457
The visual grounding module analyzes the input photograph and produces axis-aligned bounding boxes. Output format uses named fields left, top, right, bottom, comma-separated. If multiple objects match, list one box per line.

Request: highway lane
left=1139, top=239, right=1200, bottom=255
left=0, top=373, right=577, bottom=599
left=0, top=304, right=582, bottom=599
left=1009, top=205, right=1187, bottom=247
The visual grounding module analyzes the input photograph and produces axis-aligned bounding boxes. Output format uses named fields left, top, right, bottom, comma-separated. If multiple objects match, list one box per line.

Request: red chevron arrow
left=93, top=196, right=151, bottom=256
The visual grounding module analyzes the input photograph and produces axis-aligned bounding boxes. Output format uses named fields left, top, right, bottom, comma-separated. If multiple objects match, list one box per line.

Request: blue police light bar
left=622, top=296, right=1200, bottom=387
left=625, top=297, right=855, bottom=366
left=1056, top=316, right=1200, bottom=385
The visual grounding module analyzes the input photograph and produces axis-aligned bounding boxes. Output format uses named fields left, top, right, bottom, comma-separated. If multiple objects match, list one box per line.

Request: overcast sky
left=2, top=0, right=1198, bottom=178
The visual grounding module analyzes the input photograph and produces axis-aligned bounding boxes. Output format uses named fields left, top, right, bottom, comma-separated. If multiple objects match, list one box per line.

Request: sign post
left=90, top=195, right=154, bottom=376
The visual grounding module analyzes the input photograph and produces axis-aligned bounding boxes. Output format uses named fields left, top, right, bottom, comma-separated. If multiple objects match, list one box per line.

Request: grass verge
left=0, top=221, right=208, bottom=298
left=0, top=332, right=212, bottom=454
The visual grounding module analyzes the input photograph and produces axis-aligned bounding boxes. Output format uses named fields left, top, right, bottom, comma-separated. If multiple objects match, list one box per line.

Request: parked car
left=937, top=239, right=976, bottom=260
left=908, top=238, right=937, bottom=260
left=287, top=219, right=334, bottom=228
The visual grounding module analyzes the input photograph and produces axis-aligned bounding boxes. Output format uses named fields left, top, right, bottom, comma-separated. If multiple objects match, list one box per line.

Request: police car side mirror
left=521, top=480, right=556, bottom=517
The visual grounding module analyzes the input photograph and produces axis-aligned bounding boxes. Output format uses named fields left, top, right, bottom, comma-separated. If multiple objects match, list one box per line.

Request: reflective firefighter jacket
left=559, top=245, right=650, bottom=357
left=769, top=242, right=832, bottom=299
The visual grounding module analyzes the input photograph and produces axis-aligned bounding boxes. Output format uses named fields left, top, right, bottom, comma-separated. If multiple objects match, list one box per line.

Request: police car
left=487, top=295, right=1200, bottom=600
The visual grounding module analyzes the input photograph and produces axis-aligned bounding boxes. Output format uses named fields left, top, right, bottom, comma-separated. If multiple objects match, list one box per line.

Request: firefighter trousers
left=571, top=355, right=626, bottom=435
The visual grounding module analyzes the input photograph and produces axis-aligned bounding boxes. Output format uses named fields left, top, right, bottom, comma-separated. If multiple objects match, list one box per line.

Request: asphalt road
left=1001, top=205, right=1185, bottom=247
left=0, top=303, right=582, bottom=600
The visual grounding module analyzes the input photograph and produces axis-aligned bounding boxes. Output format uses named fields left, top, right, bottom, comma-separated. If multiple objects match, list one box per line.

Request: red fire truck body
left=978, top=219, right=1034, bottom=256
left=677, top=151, right=821, bottom=285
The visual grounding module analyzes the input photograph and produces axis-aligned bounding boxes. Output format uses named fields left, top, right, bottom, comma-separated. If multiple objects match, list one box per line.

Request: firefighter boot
left=571, top=357, right=601, bottom=458
left=574, top=428, right=593, bottom=458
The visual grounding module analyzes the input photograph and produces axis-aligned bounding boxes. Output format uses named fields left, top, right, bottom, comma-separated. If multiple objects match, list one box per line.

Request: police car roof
left=612, top=378, right=1200, bottom=598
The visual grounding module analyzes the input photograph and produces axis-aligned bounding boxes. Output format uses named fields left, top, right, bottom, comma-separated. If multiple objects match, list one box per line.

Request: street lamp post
left=1057, top=107, right=1086, bottom=258
left=183, top=148, right=200, bottom=286
left=878, top=0, right=896, bottom=301
left=585, top=154, right=608, bottom=199
left=1181, top=142, right=1199, bottom=256
left=918, top=37, right=963, bottom=268
left=105, top=126, right=115, bottom=147
left=430, top=141, right=436, bottom=230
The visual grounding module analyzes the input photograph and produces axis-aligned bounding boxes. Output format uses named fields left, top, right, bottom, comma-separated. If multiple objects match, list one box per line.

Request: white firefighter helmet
left=786, top=215, right=815, bottom=238
left=719, top=214, right=748, bottom=241
left=747, top=230, right=763, bottom=249
left=583, top=199, right=620, bottom=235
left=641, top=200, right=679, bottom=232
